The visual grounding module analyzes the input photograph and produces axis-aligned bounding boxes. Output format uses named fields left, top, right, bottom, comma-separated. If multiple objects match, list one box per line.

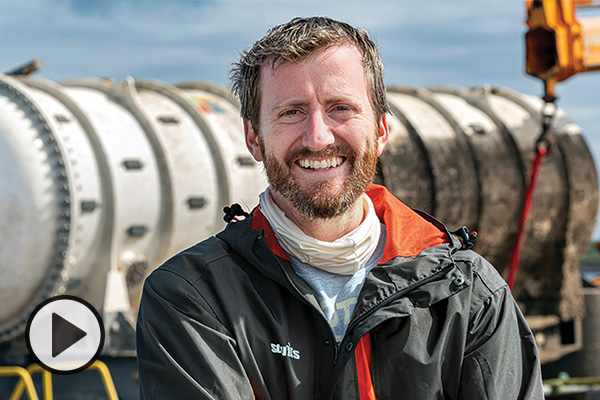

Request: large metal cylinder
left=379, top=85, right=598, bottom=330
left=1, top=77, right=597, bottom=363
left=0, top=75, right=268, bottom=343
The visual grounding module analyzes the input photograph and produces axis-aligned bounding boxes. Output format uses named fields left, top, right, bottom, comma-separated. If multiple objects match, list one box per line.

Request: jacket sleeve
left=136, top=268, right=254, bottom=400
left=458, top=258, right=545, bottom=399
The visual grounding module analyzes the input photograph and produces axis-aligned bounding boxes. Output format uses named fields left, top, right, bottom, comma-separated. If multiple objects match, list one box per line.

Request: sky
left=2, top=0, right=600, bottom=235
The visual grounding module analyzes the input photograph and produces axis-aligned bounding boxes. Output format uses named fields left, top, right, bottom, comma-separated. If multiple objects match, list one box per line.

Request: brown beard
left=259, top=130, right=379, bottom=220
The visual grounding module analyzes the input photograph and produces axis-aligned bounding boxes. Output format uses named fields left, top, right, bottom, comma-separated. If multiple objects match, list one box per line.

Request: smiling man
left=136, top=17, right=544, bottom=399
left=247, top=42, right=385, bottom=239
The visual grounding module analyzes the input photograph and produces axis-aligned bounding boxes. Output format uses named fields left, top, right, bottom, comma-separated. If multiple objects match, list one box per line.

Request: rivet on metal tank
left=127, top=225, right=149, bottom=237
left=122, top=159, right=144, bottom=170
left=80, top=200, right=98, bottom=213
left=54, top=114, right=70, bottom=123
left=187, top=197, right=207, bottom=210
left=157, top=115, right=179, bottom=124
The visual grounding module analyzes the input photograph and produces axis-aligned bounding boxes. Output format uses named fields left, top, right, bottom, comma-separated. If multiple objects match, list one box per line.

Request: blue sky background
left=2, top=0, right=600, bottom=236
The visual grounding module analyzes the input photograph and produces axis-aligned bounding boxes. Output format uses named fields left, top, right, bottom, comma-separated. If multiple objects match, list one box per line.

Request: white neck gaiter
left=258, top=187, right=382, bottom=276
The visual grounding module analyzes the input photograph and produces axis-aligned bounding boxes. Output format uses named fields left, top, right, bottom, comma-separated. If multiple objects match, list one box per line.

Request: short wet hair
left=229, top=16, right=390, bottom=130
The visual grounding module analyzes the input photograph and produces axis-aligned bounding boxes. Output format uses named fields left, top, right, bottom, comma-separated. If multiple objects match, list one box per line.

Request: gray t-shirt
left=287, top=224, right=386, bottom=344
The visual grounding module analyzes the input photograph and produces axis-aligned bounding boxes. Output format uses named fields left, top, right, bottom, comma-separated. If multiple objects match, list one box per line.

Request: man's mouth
left=297, top=156, right=345, bottom=171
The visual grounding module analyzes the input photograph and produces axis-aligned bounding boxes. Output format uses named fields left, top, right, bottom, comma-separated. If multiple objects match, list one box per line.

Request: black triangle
left=52, top=312, right=87, bottom=358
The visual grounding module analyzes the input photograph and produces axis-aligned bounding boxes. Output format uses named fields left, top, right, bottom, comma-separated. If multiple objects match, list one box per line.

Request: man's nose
left=302, top=111, right=335, bottom=151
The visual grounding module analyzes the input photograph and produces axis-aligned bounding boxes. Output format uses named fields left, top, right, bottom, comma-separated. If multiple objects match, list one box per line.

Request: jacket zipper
left=343, top=262, right=456, bottom=344
left=256, top=231, right=339, bottom=360
left=258, top=230, right=458, bottom=365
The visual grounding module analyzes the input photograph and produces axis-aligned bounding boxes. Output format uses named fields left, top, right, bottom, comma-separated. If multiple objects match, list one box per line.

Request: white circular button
left=26, top=295, right=104, bottom=374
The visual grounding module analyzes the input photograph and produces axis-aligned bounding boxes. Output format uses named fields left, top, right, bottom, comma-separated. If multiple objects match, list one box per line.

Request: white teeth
left=298, top=156, right=343, bottom=170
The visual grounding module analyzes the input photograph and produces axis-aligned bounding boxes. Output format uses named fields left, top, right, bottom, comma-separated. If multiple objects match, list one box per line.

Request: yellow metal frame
left=525, top=0, right=600, bottom=99
left=0, top=366, right=39, bottom=400
left=0, top=360, right=118, bottom=400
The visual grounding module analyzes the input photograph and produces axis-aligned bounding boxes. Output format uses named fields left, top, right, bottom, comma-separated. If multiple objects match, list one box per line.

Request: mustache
left=284, top=145, right=355, bottom=167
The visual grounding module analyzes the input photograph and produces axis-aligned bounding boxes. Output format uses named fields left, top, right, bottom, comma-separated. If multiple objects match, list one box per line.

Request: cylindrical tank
left=0, top=77, right=597, bottom=363
left=0, top=75, right=268, bottom=343
left=380, top=85, right=598, bottom=326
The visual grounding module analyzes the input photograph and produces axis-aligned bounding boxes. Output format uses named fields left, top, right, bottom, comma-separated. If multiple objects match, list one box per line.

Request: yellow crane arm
left=525, top=0, right=600, bottom=101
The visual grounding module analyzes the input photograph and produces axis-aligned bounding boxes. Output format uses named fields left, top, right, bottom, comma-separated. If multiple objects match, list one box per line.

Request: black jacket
left=136, top=185, right=544, bottom=399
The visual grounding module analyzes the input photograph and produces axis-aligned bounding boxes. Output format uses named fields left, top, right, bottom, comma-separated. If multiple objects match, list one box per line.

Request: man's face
left=245, top=44, right=388, bottom=219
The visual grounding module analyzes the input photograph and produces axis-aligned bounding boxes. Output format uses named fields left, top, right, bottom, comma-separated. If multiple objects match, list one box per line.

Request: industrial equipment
left=0, top=75, right=268, bottom=354
left=1, top=75, right=597, bottom=370
left=526, top=0, right=600, bottom=101
left=1, top=2, right=599, bottom=398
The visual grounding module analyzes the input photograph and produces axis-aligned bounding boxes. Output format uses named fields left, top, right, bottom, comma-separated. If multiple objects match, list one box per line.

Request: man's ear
left=244, top=120, right=263, bottom=162
left=376, top=113, right=389, bottom=157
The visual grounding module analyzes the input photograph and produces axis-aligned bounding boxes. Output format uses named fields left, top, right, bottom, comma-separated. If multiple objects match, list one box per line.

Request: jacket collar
left=217, top=185, right=470, bottom=316
left=249, top=184, right=450, bottom=264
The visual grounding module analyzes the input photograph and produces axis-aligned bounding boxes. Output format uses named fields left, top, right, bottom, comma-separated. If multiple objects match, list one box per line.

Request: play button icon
left=26, top=295, right=104, bottom=374
left=52, top=312, right=87, bottom=357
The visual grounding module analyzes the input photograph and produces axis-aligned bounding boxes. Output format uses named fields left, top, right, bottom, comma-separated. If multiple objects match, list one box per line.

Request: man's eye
left=280, top=109, right=302, bottom=118
left=332, top=105, right=353, bottom=113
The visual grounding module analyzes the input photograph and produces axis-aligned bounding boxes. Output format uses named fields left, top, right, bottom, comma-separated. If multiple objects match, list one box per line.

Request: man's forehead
left=254, top=44, right=372, bottom=123
left=259, top=43, right=363, bottom=77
